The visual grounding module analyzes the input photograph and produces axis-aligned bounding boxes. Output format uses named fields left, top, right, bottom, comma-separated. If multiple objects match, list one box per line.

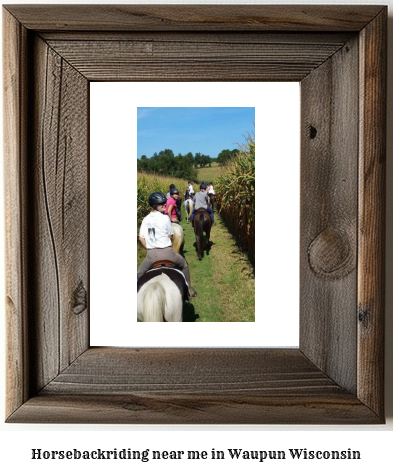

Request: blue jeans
left=191, top=207, right=214, bottom=224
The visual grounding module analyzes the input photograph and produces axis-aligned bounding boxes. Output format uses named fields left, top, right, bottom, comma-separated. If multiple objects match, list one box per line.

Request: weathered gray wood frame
left=3, top=5, right=386, bottom=423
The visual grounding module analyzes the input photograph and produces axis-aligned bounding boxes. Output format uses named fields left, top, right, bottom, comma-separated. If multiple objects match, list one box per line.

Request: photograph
left=136, top=107, right=256, bottom=323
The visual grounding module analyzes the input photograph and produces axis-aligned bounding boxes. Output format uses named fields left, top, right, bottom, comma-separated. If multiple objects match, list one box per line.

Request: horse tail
left=142, top=281, right=166, bottom=322
left=172, top=223, right=184, bottom=254
left=198, top=213, right=205, bottom=255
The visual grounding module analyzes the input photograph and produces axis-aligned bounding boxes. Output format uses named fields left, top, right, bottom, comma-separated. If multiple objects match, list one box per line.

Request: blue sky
left=137, top=107, right=255, bottom=158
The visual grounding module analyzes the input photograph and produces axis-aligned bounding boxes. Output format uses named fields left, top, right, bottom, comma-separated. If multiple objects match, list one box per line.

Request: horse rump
left=184, top=198, right=194, bottom=223
left=137, top=270, right=185, bottom=322
left=137, top=279, right=166, bottom=322
left=171, top=222, right=184, bottom=254
left=193, top=209, right=212, bottom=260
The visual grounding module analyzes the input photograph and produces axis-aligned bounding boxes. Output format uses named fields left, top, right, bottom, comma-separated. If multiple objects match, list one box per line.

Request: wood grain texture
left=300, top=36, right=359, bottom=394
left=43, top=348, right=341, bottom=395
left=357, top=9, right=387, bottom=417
left=40, top=31, right=354, bottom=44
left=3, top=8, right=30, bottom=418
left=30, top=36, right=89, bottom=389
left=7, top=348, right=380, bottom=424
left=46, top=37, right=348, bottom=82
left=3, top=5, right=386, bottom=424
left=3, top=5, right=385, bottom=31
left=9, top=392, right=379, bottom=425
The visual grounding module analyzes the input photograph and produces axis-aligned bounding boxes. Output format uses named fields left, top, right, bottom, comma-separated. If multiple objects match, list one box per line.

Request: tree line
left=137, top=147, right=240, bottom=180
left=137, top=149, right=198, bottom=180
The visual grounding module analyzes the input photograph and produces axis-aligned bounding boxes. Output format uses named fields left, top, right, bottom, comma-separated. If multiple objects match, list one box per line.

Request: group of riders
left=137, top=181, right=216, bottom=299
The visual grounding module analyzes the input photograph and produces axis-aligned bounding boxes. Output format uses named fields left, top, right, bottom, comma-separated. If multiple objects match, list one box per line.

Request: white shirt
left=189, top=184, right=194, bottom=194
left=139, top=211, right=173, bottom=249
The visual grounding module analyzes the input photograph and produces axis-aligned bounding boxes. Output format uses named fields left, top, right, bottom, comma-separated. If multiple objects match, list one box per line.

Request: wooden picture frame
left=3, top=5, right=386, bottom=424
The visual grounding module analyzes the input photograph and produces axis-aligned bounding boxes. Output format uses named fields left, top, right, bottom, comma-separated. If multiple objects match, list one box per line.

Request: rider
left=207, top=182, right=216, bottom=195
left=190, top=183, right=215, bottom=226
left=165, top=187, right=180, bottom=223
left=188, top=181, right=194, bottom=196
left=166, top=184, right=176, bottom=199
left=184, top=187, right=194, bottom=202
left=138, top=191, right=197, bottom=297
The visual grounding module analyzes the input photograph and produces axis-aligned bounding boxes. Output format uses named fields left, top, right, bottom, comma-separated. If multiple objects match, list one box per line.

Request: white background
left=1, top=0, right=392, bottom=472
left=90, top=82, right=300, bottom=347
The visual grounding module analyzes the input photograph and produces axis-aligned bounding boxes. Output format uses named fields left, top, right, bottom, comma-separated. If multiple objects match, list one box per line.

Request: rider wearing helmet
left=138, top=191, right=197, bottom=297
left=166, top=184, right=176, bottom=199
left=190, top=183, right=215, bottom=226
left=165, top=187, right=180, bottom=223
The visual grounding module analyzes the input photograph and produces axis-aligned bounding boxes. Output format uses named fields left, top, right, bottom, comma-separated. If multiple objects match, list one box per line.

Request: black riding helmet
left=200, top=183, right=207, bottom=190
left=170, top=188, right=180, bottom=195
left=148, top=191, right=167, bottom=207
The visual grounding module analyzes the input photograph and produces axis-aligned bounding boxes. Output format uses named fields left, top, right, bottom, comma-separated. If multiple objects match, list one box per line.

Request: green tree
left=217, top=149, right=232, bottom=166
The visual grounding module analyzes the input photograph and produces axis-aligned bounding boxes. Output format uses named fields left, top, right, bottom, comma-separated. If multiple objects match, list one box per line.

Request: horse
left=208, top=193, right=216, bottom=211
left=193, top=209, right=212, bottom=261
left=137, top=223, right=186, bottom=322
left=172, top=222, right=184, bottom=255
left=175, top=197, right=182, bottom=221
left=184, top=198, right=194, bottom=224
left=137, top=268, right=188, bottom=322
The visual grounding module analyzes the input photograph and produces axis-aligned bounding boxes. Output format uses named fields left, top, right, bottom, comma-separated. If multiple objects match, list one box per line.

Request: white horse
left=137, top=272, right=184, bottom=322
left=171, top=222, right=184, bottom=254
left=184, top=199, right=194, bottom=224
left=137, top=222, right=186, bottom=322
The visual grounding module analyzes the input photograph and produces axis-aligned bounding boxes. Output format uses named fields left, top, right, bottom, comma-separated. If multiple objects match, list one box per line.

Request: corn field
left=137, top=172, right=189, bottom=229
left=215, top=134, right=255, bottom=264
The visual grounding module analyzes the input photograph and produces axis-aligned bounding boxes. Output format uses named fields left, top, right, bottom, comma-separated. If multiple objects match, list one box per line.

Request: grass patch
left=196, top=162, right=225, bottom=184
left=137, top=207, right=255, bottom=322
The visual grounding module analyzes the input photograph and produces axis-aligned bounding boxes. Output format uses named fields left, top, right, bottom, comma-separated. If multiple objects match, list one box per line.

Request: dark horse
left=193, top=209, right=212, bottom=261
left=208, top=193, right=216, bottom=211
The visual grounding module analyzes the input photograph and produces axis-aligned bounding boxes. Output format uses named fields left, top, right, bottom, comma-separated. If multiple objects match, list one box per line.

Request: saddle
left=151, top=260, right=175, bottom=269
left=137, top=264, right=189, bottom=301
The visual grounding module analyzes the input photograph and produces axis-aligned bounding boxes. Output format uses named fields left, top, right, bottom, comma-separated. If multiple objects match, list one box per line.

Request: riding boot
left=183, top=267, right=197, bottom=297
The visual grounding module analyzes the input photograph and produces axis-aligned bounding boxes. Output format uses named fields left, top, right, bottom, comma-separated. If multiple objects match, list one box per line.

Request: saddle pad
left=137, top=268, right=189, bottom=301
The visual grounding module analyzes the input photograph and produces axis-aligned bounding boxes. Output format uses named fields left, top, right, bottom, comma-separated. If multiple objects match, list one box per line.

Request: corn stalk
left=215, top=133, right=255, bottom=263
left=137, top=172, right=188, bottom=229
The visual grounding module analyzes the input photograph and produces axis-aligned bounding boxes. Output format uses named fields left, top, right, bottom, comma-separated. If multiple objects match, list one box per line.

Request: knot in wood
left=72, top=281, right=87, bottom=315
left=308, top=228, right=355, bottom=279
left=358, top=307, right=370, bottom=325
left=309, top=125, right=317, bottom=139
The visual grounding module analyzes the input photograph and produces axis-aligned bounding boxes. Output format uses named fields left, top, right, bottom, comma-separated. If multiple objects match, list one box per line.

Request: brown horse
left=208, top=193, right=216, bottom=211
left=193, top=209, right=212, bottom=260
